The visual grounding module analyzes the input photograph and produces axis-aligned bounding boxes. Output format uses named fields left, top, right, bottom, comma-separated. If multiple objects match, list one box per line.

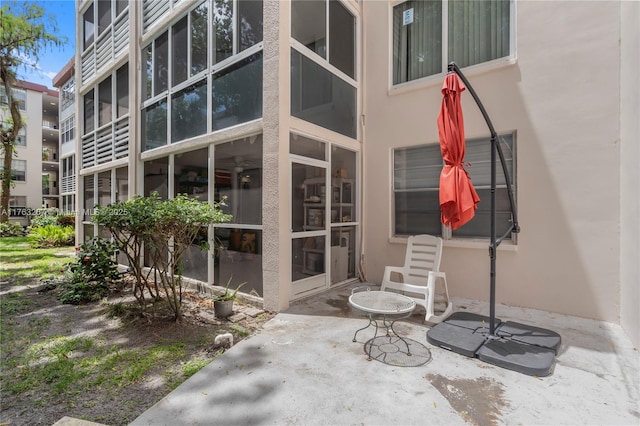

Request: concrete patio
left=132, top=283, right=639, bottom=425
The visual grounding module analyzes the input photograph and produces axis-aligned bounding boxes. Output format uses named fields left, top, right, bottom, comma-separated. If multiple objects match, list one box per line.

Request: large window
left=172, top=80, right=207, bottom=142
left=0, top=159, right=26, bottom=182
left=291, top=0, right=355, bottom=79
left=290, top=0, right=357, bottom=138
left=392, top=0, right=512, bottom=85
left=393, top=133, right=516, bottom=239
left=212, top=53, right=263, bottom=131
left=291, top=49, right=356, bottom=139
left=214, top=134, right=263, bottom=296
left=142, top=0, right=264, bottom=151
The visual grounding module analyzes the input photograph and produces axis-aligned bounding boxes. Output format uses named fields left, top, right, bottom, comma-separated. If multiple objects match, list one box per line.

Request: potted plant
left=214, top=277, right=245, bottom=318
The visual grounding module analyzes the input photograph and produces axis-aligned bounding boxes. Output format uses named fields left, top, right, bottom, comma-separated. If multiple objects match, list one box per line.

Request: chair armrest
left=382, top=266, right=404, bottom=285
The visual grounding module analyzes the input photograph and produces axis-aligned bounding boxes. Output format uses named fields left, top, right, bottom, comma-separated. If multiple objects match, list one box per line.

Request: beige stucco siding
left=362, top=1, right=622, bottom=322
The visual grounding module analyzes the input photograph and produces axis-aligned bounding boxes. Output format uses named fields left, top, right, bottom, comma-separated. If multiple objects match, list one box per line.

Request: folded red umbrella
left=437, top=73, right=480, bottom=230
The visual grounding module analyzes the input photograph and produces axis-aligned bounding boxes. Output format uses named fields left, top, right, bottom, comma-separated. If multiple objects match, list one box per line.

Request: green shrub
left=58, top=237, right=122, bottom=305
left=57, top=268, right=109, bottom=305
left=0, top=222, right=25, bottom=237
left=29, top=225, right=75, bottom=247
left=56, top=214, right=75, bottom=227
left=30, top=210, right=59, bottom=228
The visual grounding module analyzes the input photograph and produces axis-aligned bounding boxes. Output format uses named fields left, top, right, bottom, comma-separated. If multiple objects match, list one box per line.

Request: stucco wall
left=13, top=89, right=44, bottom=212
left=619, top=1, right=640, bottom=348
left=362, top=1, right=622, bottom=322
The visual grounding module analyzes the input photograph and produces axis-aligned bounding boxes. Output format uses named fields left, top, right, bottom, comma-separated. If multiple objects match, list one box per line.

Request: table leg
left=387, top=319, right=412, bottom=356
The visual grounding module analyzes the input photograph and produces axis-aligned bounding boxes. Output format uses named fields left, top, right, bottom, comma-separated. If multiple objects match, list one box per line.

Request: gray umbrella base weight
left=427, top=311, right=561, bottom=376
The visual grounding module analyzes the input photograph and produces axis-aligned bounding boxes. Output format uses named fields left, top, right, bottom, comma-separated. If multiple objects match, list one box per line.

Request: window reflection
left=291, top=49, right=356, bottom=138
left=142, top=99, right=167, bottom=151
left=174, top=148, right=209, bottom=201
left=172, top=17, right=188, bottom=86
left=171, top=79, right=207, bottom=143
left=212, top=52, right=263, bottom=131
left=191, top=3, right=208, bottom=75
left=214, top=0, right=233, bottom=64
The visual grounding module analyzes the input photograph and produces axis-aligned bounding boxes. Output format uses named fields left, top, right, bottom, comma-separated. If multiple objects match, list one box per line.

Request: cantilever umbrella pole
left=446, top=62, right=520, bottom=336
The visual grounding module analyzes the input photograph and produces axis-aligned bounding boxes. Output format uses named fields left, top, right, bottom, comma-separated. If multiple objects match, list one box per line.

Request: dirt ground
left=0, top=279, right=274, bottom=426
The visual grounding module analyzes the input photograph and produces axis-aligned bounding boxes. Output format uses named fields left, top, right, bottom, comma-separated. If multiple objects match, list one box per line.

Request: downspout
left=358, top=2, right=367, bottom=282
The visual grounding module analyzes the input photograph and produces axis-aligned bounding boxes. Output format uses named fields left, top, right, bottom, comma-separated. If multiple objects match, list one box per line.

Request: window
left=141, top=0, right=264, bottom=151
left=212, top=53, right=263, bottom=131
left=98, top=75, right=112, bottom=127
left=172, top=79, right=207, bottom=142
left=97, top=0, right=111, bottom=36
left=0, top=87, right=27, bottom=110
left=172, top=16, right=189, bottom=86
left=61, top=77, right=75, bottom=111
left=0, top=159, right=27, bottom=182
left=61, top=116, right=75, bottom=144
left=191, top=3, right=208, bottom=75
left=84, top=175, right=94, bottom=221
left=83, top=3, right=95, bottom=50
left=392, top=0, right=512, bottom=85
left=393, top=133, right=516, bottom=239
left=62, top=156, right=75, bottom=179
left=291, top=0, right=356, bottom=79
left=84, top=89, right=95, bottom=134
left=83, top=0, right=128, bottom=51
left=8, top=196, right=27, bottom=216
left=290, top=0, right=357, bottom=138
left=291, top=49, right=356, bottom=138
left=15, top=128, right=26, bottom=147
left=116, top=64, right=128, bottom=117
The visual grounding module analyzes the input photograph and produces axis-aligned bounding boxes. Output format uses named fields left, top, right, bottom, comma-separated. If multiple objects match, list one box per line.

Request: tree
left=0, top=2, right=64, bottom=222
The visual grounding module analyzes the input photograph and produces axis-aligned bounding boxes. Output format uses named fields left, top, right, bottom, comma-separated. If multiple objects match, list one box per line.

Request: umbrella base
left=426, top=312, right=561, bottom=376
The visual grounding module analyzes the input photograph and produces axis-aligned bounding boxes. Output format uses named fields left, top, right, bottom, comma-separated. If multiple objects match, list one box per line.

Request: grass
left=0, top=236, right=237, bottom=423
left=0, top=236, right=75, bottom=286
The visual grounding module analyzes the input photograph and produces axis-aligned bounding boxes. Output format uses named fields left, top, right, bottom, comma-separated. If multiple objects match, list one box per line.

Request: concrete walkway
left=132, top=284, right=640, bottom=425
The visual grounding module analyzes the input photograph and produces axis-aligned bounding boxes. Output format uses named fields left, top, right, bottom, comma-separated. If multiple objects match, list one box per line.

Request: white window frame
left=289, top=0, right=360, bottom=141
left=389, top=0, right=516, bottom=92
left=141, top=0, right=264, bottom=150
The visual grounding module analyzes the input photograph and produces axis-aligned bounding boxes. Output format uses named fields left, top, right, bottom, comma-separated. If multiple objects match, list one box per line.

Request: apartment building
left=1, top=80, right=59, bottom=225
left=73, top=0, right=638, bottom=346
left=53, top=58, right=77, bottom=216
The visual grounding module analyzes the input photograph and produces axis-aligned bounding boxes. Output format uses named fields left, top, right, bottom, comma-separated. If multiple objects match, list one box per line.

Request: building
left=1, top=80, right=59, bottom=224
left=73, top=0, right=639, bottom=347
left=53, top=58, right=77, bottom=217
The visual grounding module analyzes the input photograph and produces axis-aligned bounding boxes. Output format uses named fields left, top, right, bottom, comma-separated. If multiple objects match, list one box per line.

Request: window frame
left=141, top=0, right=264, bottom=151
left=389, top=0, right=516, bottom=89
left=2, top=159, right=27, bottom=182
left=392, top=132, right=517, bottom=242
left=82, top=0, right=130, bottom=53
left=289, top=0, right=360, bottom=140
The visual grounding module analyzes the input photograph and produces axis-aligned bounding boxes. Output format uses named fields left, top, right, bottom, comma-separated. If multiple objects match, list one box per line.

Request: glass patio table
left=348, top=287, right=416, bottom=361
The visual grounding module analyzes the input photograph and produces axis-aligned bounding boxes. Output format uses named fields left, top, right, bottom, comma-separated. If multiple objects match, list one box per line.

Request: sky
left=12, top=1, right=76, bottom=89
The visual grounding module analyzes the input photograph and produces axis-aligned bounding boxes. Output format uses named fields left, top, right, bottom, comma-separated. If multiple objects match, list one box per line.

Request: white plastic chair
left=381, top=234, right=453, bottom=324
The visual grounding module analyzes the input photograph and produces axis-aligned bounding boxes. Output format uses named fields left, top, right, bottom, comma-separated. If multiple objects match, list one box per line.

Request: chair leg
left=424, top=272, right=453, bottom=324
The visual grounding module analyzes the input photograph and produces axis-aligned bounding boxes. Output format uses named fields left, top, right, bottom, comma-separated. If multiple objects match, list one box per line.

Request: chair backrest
left=402, top=234, right=443, bottom=286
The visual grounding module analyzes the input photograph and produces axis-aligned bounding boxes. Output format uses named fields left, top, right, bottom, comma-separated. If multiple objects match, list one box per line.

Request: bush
left=57, top=268, right=109, bottom=305
left=31, top=210, right=58, bottom=229
left=56, top=214, right=75, bottom=227
left=0, top=222, right=25, bottom=237
left=58, top=237, right=122, bottom=305
left=29, top=225, right=75, bottom=247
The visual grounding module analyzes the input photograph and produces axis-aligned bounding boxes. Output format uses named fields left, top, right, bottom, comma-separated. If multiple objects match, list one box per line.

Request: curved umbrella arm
left=447, top=62, right=520, bottom=241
